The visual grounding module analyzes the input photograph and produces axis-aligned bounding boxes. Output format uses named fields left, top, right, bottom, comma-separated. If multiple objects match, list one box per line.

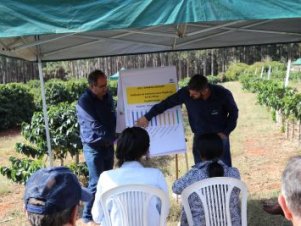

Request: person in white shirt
left=92, top=126, right=169, bottom=225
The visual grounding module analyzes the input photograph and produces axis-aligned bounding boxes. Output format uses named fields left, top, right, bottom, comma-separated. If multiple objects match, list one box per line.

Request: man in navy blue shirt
left=76, top=70, right=116, bottom=225
left=136, top=74, right=238, bottom=167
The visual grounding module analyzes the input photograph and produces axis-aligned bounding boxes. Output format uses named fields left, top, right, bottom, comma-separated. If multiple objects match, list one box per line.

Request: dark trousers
left=192, top=134, right=232, bottom=167
left=82, top=143, right=114, bottom=223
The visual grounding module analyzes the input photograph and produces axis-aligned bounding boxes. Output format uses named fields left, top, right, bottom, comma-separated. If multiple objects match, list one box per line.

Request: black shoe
left=262, top=202, right=284, bottom=216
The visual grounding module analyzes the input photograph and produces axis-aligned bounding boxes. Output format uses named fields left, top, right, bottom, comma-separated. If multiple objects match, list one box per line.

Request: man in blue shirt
left=76, top=70, right=116, bottom=225
left=136, top=74, right=238, bottom=167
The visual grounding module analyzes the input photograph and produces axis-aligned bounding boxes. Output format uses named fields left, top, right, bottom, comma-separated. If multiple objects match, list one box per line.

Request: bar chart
left=126, top=108, right=180, bottom=127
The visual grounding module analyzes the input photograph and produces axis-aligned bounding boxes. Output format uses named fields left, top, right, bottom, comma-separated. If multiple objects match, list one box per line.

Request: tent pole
left=37, top=57, right=53, bottom=166
left=285, top=58, right=291, bottom=87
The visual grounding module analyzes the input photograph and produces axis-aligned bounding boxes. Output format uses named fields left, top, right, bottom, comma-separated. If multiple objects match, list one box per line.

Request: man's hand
left=136, top=116, right=149, bottom=128
left=217, top=132, right=227, bottom=140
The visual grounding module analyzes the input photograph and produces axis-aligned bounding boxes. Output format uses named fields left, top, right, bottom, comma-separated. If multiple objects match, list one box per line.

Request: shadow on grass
left=248, top=198, right=291, bottom=226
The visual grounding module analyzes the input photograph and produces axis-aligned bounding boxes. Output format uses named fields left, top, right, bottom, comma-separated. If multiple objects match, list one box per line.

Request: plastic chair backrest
left=181, top=177, right=248, bottom=226
left=100, top=184, right=170, bottom=226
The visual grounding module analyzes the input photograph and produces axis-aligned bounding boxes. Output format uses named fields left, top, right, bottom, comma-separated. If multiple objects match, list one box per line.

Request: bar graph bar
left=126, top=108, right=180, bottom=127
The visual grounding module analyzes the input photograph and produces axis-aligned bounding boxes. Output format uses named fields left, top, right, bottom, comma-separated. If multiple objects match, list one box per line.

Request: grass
left=0, top=129, right=24, bottom=196
left=0, top=81, right=300, bottom=225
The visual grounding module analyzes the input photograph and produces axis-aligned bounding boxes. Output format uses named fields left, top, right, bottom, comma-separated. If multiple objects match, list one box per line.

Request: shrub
left=108, top=80, right=118, bottom=96
left=178, top=77, right=190, bottom=88
left=45, top=79, right=70, bottom=105
left=66, top=79, right=88, bottom=101
left=207, top=75, right=223, bottom=84
left=225, top=63, right=249, bottom=81
left=0, top=157, right=44, bottom=184
left=22, top=102, right=82, bottom=163
left=1, top=102, right=86, bottom=184
left=0, top=83, right=35, bottom=130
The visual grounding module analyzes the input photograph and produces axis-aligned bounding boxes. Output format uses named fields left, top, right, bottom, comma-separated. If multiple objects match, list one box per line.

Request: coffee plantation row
left=1, top=61, right=299, bottom=183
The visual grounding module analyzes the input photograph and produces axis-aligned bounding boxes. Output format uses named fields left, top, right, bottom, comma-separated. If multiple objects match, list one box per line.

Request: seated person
left=172, top=133, right=241, bottom=226
left=278, top=156, right=301, bottom=226
left=91, top=126, right=169, bottom=225
left=24, top=166, right=92, bottom=226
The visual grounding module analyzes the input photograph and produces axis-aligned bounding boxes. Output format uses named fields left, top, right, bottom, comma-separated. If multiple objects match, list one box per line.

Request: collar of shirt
left=87, top=88, right=108, bottom=100
left=120, top=161, right=144, bottom=168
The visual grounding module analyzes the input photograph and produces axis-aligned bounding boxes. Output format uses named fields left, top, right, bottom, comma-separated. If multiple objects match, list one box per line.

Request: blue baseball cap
left=24, top=166, right=92, bottom=214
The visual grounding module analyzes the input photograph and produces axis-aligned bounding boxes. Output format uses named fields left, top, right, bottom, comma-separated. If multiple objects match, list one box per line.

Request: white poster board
left=116, top=66, right=186, bottom=156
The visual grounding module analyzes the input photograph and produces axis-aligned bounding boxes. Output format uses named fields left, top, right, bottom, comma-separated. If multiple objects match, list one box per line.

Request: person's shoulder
left=211, top=84, right=232, bottom=97
left=99, top=168, right=116, bottom=180
left=211, top=84, right=230, bottom=92
left=142, top=167, right=165, bottom=177
left=78, top=89, right=91, bottom=101
left=179, top=86, right=189, bottom=93
left=224, top=165, right=240, bottom=179
left=144, top=167, right=163, bottom=173
left=176, top=86, right=190, bottom=99
left=186, top=163, right=208, bottom=177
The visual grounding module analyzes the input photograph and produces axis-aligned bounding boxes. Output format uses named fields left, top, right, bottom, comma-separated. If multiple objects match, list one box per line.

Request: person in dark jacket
left=76, top=69, right=116, bottom=225
left=136, top=74, right=238, bottom=166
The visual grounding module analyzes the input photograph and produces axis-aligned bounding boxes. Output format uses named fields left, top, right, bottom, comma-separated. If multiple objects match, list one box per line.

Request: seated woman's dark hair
left=197, top=133, right=224, bottom=177
left=116, top=127, right=150, bottom=167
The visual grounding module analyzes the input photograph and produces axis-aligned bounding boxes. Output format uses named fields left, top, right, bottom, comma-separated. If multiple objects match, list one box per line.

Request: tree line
left=0, top=43, right=300, bottom=84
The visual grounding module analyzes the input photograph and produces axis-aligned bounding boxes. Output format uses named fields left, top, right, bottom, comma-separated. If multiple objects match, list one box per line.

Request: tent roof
left=1, top=0, right=301, bottom=62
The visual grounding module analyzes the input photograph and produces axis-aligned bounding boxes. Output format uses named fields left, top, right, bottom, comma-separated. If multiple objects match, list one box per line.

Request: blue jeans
left=192, top=134, right=232, bottom=167
left=82, top=143, right=114, bottom=223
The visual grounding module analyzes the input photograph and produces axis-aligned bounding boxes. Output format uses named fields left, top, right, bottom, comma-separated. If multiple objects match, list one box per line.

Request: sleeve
left=92, top=174, right=104, bottom=224
left=223, top=89, right=239, bottom=135
left=144, top=88, right=187, bottom=121
left=172, top=169, right=205, bottom=195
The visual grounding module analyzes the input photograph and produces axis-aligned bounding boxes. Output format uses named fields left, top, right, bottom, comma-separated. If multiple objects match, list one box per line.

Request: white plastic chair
left=181, top=177, right=248, bottom=226
left=100, top=184, right=170, bottom=226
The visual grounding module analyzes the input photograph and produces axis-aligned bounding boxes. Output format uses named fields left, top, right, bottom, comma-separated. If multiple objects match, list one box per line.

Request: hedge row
left=0, top=83, right=35, bottom=130
left=0, top=79, right=118, bottom=131
left=0, top=102, right=87, bottom=184
left=240, top=75, right=301, bottom=121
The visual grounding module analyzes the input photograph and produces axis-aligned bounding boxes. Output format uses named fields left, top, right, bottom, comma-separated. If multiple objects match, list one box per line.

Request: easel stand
left=175, top=152, right=189, bottom=203
left=175, top=152, right=189, bottom=180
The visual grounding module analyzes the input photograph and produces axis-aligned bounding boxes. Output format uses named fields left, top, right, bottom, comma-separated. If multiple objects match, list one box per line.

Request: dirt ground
left=0, top=81, right=300, bottom=226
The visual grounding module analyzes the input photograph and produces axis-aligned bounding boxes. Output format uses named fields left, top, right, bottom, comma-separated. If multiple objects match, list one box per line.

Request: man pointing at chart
left=136, top=74, right=238, bottom=167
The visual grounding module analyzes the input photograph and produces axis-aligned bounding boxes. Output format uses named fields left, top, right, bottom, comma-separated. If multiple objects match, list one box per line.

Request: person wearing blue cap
left=24, top=166, right=92, bottom=226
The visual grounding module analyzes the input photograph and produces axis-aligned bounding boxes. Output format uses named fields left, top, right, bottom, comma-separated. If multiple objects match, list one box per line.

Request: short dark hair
left=197, top=133, right=224, bottom=177
left=27, top=205, right=76, bottom=226
left=116, top=127, right=150, bottom=167
left=88, top=70, right=106, bottom=86
left=282, top=156, right=301, bottom=217
left=188, top=74, right=208, bottom=91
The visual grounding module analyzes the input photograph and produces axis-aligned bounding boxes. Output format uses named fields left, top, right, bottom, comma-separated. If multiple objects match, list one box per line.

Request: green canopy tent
left=109, top=68, right=125, bottom=81
left=109, top=72, right=119, bottom=81
left=1, top=1, right=301, bottom=61
left=292, top=58, right=301, bottom=65
left=0, top=0, right=301, bottom=165
left=291, top=58, right=301, bottom=73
